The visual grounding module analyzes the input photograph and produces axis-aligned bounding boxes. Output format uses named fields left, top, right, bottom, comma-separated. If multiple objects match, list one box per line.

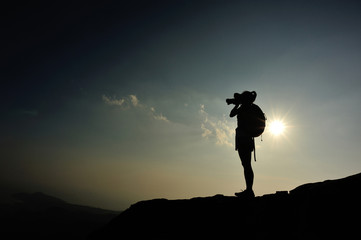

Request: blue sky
left=2, top=0, right=361, bottom=210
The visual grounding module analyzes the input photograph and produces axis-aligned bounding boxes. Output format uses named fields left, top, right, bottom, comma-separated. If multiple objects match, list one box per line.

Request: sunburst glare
left=269, top=120, right=285, bottom=136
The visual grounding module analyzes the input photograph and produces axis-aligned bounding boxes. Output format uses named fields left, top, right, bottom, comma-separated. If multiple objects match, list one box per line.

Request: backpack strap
left=253, top=137, right=256, bottom=162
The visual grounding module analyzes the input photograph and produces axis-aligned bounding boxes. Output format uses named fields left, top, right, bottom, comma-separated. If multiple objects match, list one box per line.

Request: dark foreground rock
left=90, top=172, right=361, bottom=240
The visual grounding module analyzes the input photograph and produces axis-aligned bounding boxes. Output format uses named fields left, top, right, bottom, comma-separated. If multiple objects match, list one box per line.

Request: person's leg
left=238, top=150, right=253, bottom=191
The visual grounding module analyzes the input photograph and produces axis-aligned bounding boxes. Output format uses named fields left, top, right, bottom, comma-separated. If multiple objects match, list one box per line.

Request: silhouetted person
left=228, top=91, right=258, bottom=198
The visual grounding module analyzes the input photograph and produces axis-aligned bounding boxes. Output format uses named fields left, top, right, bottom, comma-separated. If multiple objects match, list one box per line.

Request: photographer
left=228, top=91, right=258, bottom=198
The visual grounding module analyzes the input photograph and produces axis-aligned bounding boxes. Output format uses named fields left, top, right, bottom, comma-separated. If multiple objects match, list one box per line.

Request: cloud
left=201, top=123, right=212, bottom=138
left=102, top=95, right=125, bottom=107
left=199, top=104, right=234, bottom=147
left=102, top=94, right=169, bottom=122
left=150, top=107, right=169, bottom=123
left=129, top=94, right=139, bottom=107
left=102, top=94, right=138, bottom=109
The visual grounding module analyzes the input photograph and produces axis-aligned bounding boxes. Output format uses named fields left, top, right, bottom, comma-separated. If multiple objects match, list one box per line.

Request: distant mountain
left=90, top=172, right=361, bottom=240
left=0, top=192, right=120, bottom=240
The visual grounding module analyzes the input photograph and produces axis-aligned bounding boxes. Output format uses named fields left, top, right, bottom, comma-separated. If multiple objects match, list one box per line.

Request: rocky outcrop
left=90, top=172, right=361, bottom=239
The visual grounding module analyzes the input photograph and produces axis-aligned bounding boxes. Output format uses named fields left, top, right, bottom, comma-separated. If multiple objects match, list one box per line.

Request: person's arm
left=229, top=104, right=240, bottom=118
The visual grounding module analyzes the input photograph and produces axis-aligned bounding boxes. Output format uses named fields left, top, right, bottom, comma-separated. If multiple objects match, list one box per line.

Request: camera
left=226, top=91, right=257, bottom=105
left=226, top=98, right=238, bottom=105
left=226, top=93, right=242, bottom=105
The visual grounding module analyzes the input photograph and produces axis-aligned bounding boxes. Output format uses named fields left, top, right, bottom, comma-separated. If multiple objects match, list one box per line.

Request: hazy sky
left=2, top=0, right=361, bottom=210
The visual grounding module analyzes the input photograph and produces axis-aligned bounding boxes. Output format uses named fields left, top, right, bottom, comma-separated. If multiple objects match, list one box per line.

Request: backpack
left=240, top=104, right=266, bottom=138
left=238, top=104, right=266, bottom=162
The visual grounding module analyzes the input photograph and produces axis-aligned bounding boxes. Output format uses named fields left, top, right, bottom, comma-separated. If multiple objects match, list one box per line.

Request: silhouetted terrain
left=0, top=192, right=119, bottom=239
left=90, top=172, right=361, bottom=240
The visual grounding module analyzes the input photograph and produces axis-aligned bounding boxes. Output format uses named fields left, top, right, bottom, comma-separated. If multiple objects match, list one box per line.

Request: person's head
left=234, top=91, right=257, bottom=105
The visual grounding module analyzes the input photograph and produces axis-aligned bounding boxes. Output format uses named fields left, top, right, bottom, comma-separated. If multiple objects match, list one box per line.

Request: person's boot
left=235, top=189, right=255, bottom=199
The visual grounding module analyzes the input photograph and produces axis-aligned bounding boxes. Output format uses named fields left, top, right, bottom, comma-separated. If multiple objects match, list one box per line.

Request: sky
left=2, top=0, right=361, bottom=210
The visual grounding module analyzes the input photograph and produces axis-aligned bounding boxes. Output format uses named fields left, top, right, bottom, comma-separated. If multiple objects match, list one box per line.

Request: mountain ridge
left=90, top=172, right=361, bottom=239
left=1, top=192, right=120, bottom=240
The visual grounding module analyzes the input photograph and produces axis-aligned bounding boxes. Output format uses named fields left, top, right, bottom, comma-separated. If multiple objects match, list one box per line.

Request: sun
left=269, top=120, right=285, bottom=136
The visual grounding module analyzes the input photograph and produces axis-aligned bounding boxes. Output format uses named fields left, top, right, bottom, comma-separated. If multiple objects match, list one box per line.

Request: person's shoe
left=235, top=189, right=255, bottom=199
